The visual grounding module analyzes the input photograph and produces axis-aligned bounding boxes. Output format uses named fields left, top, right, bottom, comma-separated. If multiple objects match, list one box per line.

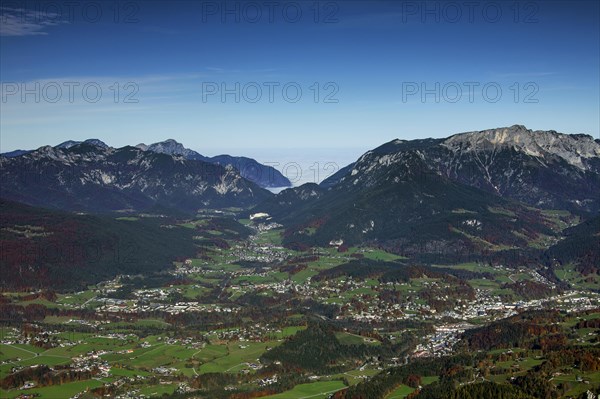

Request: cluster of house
left=95, top=298, right=239, bottom=315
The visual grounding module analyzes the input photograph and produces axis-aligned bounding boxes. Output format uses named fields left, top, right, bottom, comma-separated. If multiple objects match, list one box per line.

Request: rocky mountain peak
left=55, top=139, right=109, bottom=150
left=55, top=140, right=80, bottom=149
left=34, top=145, right=60, bottom=158
left=321, top=126, right=600, bottom=213
left=442, top=125, right=600, bottom=170
left=83, top=139, right=109, bottom=149
left=147, top=139, right=184, bottom=153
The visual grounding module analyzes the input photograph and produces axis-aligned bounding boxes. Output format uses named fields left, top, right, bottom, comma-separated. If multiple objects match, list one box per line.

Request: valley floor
left=1, top=215, right=599, bottom=399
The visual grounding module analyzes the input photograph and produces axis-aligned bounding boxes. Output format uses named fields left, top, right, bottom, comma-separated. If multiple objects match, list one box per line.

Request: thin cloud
left=0, top=6, right=68, bottom=36
left=490, top=72, right=557, bottom=79
left=0, top=73, right=224, bottom=111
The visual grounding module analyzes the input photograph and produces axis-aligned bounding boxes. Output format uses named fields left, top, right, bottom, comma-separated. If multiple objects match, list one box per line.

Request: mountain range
left=2, top=139, right=292, bottom=189
left=252, top=125, right=600, bottom=257
left=1, top=124, right=598, bottom=288
left=1, top=126, right=598, bottom=247
left=0, top=141, right=271, bottom=214
left=323, top=125, right=600, bottom=214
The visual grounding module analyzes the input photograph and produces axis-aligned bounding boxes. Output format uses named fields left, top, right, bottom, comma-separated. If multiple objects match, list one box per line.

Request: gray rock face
left=146, top=139, right=207, bottom=161
left=442, top=125, right=600, bottom=171
left=55, top=139, right=110, bottom=150
left=323, top=125, right=600, bottom=214
left=436, top=125, right=600, bottom=213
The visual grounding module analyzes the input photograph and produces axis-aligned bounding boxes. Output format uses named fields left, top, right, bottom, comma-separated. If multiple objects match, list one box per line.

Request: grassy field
left=1, top=343, right=46, bottom=357
left=539, top=209, right=579, bottom=231
left=198, top=341, right=277, bottom=374
left=554, top=370, right=600, bottom=397
left=110, top=342, right=198, bottom=369
left=0, top=379, right=104, bottom=399
left=254, top=229, right=284, bottom=245
left=386, top=384, right=414, bottom=399
left=0, top=342, right=72, bottom=377
left=385, top=376, right=439, bottom=399
left=56, top=289, right=97, bottom=306
left=332, top=368, right=380, bottom=385
left=555, top=263, right=599, bottom=291
left=361, top=249, right=406, bottom=262
left=432, top=262, right=495, bottom=273
left=115, top=216, right=139, bottom=221
left=138, top=382, right=177, bottom=397
left=264, top=380, right=347, bottom=398
left=268, top=326, right=307, bottom=340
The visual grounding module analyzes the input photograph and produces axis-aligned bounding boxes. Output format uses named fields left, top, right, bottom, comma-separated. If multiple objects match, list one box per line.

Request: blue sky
left=1, top=0, right=599, bottom=165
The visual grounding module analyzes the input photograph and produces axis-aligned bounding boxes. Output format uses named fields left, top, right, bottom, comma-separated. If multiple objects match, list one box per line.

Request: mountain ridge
left=137, top=139, right=291, bottom=188
left=1, top=138, right=292, bottom=189
left=0, top=142, right=272, bottom=214
left=253, top=125, right=599, bottom=256
left=322, top=125, right=600, bottom=214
